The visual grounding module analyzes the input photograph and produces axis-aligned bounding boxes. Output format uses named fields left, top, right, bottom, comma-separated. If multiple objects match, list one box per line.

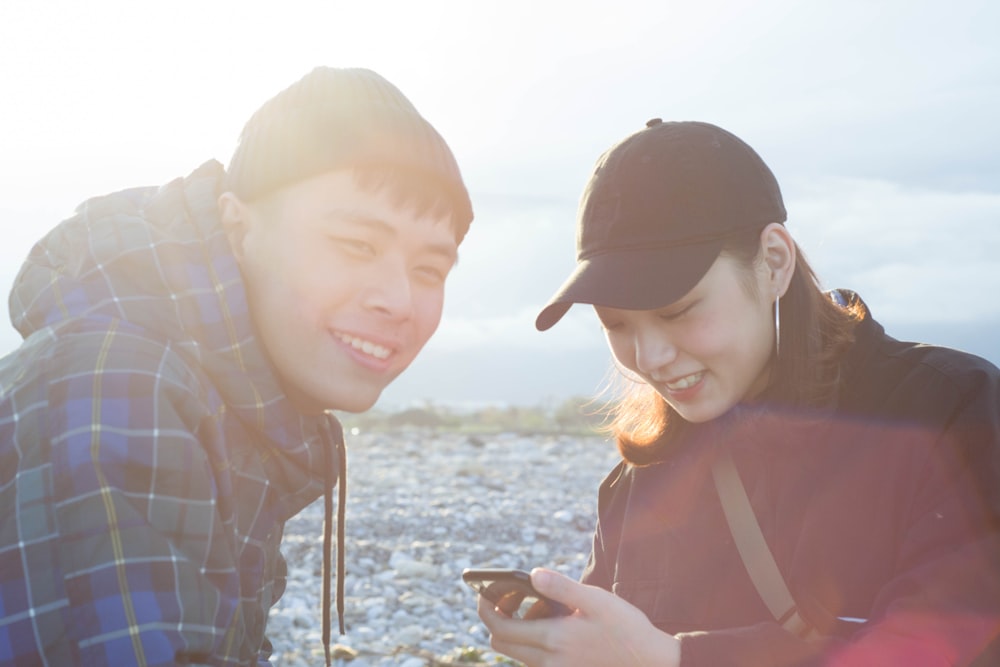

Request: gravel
left=267, top=430, right=621, bottom=666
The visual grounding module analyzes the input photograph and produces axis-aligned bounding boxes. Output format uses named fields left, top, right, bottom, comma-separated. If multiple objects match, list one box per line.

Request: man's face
left=224, top=170, right=458, bottom=414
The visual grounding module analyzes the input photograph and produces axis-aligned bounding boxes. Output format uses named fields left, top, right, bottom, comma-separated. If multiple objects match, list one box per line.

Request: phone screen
left=462, top=568, right=572, bottom=619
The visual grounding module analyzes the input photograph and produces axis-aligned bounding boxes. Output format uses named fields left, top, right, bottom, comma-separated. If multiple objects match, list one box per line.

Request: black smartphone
left=462, top=568, right=572, bottom=619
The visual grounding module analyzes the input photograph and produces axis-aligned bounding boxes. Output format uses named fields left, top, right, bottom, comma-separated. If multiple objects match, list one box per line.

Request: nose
left=362, top=259, right=414, bottom=320
left=633, top=327, right=678, bottom=378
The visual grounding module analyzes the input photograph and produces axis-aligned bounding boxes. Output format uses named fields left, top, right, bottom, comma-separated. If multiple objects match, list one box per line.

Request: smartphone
left=462, top=568, right=572, bottom=619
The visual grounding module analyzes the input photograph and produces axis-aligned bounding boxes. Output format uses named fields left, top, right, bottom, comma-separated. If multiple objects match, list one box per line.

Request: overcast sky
left=1, top=0, right=998, bottom=407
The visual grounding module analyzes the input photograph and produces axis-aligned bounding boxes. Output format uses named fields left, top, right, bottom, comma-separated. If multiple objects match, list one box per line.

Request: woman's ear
left=759, top=222, right=796, bottom=299
left=217, top=192, right=250, bottom=262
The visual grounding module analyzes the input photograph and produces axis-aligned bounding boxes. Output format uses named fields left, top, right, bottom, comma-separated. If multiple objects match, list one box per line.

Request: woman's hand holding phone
left=472, top=568, right=681, bottom=667
left=462, top=568, right=572, bottom=619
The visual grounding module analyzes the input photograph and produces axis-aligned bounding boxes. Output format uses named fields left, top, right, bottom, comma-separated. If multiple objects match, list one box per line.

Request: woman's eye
left=659, top=304, right=694, bottom=321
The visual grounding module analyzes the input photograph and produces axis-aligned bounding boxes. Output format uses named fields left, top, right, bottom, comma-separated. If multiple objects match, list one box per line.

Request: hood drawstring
left=321, top=416, right=347, bottom=667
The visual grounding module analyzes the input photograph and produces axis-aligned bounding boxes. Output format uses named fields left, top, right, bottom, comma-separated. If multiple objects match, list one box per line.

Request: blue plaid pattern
left=1, top=161, right=339, bottom=666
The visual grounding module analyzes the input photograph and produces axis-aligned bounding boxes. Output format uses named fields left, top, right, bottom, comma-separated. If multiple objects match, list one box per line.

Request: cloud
left=2, top=0, right=998, bottom=402
left=432, top=307, right=605, bottom=352
left=785, top=176, right=1000, bottom=323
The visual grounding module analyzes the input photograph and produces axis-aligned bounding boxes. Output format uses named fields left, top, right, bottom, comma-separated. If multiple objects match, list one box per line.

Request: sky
left=1, top=0, right=998, bottom=408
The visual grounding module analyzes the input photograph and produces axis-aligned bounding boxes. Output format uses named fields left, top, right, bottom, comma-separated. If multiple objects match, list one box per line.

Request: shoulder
left=855, top=334, right=1000, bottom=520
left=838, top=300, right=1000, bottom=424
left=67, top=160, right=222, bottom=223
left=595, top=459, right=629, bottom=505
left=72, top=322, right=207, bottom=384
left=2, top=323, right=225, bottom=510
left=599, top=458, right=631, bottom=488
left=9, top=320, right=220, bottom=431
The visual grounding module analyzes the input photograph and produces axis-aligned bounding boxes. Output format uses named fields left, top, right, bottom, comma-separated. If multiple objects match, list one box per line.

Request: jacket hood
left=8, top=159, right=337, bottom=517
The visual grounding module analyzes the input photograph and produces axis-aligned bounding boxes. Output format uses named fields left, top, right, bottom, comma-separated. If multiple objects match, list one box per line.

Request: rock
left=331, top=643, right=359, bottom=659
left=267, top=432, right=620, bottom=666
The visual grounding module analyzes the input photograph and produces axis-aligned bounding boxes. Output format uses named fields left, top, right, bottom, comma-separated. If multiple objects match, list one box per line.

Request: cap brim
left=535, top=240, right=724, bottom=331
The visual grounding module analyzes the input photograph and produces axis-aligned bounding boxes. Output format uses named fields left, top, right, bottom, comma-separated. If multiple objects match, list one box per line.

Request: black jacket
left=582, top=295, right=1000, bottom=666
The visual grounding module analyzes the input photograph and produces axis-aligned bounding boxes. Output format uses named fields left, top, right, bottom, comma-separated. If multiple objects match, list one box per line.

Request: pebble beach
left=267, top=430, right=622, bottom=666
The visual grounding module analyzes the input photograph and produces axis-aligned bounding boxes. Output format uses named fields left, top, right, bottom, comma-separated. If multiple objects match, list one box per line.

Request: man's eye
left=332, top=237, right=375, bottom=256
left=415, top=265, right=447, bottom=283
left=417, top=266, right=444, bottom=281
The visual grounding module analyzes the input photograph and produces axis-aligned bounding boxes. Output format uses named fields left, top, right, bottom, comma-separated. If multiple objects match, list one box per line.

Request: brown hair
left=245, top=164, right=469, bottom=245
left=351, top=164, right=468, bottom=242
left=226, top=67, right=473, bottom=243
left=603, top=226, right=864, bottom=465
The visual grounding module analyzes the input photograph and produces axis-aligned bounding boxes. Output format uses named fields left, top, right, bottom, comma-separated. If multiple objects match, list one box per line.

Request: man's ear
left=217, top=192, right=250, bottom=262
left=759, top=222, right=796, bottom=299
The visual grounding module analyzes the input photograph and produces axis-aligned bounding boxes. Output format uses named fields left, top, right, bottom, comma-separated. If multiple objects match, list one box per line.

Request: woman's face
left=595, top=253, right=776, bottom=424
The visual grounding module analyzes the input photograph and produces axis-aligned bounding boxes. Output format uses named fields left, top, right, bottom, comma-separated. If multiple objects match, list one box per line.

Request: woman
left=476, top=119, right=1000, bottom=665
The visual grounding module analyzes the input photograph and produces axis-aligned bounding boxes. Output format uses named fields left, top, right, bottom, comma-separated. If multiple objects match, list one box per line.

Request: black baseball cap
left=535, top=119, right=786, bottom=331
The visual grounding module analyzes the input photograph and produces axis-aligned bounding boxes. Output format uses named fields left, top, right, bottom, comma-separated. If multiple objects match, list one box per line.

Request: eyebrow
left=329, top=210, right=458, bottom=262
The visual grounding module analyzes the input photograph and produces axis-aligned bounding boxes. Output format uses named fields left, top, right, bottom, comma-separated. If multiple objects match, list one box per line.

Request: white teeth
left=336, top=333, right=391, bottom=360
left=667, top=372, right=702, bottom=391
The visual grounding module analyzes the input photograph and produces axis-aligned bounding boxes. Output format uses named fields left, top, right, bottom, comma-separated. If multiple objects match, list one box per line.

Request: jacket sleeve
left=676, top=369, right=1000, bottom=667
left=580, top=460, right=628, bottom=591
left=42, top=331, right=264, bottom=666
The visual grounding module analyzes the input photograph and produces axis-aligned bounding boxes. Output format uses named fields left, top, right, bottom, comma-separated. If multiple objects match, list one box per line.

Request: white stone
left=266, top=432, right=617, bottom=666
left=394, top=624, right=425, bottom=646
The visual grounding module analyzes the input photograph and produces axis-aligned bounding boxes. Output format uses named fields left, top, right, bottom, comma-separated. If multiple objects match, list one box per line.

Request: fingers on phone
left=522, top=599, right=554, bottom=620
left=496, top=591, right=526, bottom=617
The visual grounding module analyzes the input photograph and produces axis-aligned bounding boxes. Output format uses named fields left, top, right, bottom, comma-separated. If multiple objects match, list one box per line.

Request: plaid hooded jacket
left=0, top=161, right=344, bottom=666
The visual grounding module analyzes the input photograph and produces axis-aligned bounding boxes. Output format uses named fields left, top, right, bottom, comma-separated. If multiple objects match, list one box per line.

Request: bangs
left=352, top=165, right=468, bottom=242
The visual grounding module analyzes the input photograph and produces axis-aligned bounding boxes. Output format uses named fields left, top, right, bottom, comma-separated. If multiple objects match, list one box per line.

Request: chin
left=333, top=400, right=378, bottom=414
left=327, top=389, right=381, bottom=414
left=670, top=403, right=731, bottom=425
left=284, top=379, right=381, bottom=415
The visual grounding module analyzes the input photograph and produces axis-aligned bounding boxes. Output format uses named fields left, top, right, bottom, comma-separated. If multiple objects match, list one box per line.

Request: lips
left=334, top=331, right=392, bottom=360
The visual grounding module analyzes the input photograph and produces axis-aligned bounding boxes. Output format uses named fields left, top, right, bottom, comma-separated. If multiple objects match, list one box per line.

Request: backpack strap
left=711, top=448, right=819, bottom=639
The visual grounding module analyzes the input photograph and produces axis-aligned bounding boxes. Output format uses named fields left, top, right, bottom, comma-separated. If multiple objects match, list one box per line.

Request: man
left=0, top=67, right=473, bottom=666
